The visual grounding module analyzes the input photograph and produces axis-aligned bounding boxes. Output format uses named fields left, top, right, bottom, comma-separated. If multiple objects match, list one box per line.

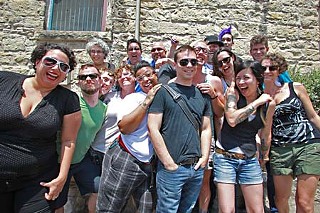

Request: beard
left=82, top=87, right=100, bottom=95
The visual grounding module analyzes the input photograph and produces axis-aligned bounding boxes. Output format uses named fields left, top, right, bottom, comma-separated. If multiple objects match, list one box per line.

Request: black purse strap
left=162, top=85, right=200, bottom=131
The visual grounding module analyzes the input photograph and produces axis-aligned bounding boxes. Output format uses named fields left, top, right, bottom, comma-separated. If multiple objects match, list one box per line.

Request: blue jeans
left=156, top=162, right=204, bottom=213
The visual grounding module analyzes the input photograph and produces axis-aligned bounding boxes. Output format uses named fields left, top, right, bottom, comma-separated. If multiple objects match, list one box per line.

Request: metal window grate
left=48, top=0, right=104, bottom=31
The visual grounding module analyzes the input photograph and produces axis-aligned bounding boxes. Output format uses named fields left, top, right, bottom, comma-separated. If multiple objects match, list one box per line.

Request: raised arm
left=197, top=76, right=225, bottom=118
left=225, top=81, right=272, bottom=127
left=118, top=84, right=161, bottom=134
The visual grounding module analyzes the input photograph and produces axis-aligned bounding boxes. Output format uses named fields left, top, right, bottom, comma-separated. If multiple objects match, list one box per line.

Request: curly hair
left=262, top=52, right=288, bottom=74
left=30, top=43, right=77, bottom=71
left=114, top=64, right=134, bottom=80
left=86, top=38, right=109, bottom=57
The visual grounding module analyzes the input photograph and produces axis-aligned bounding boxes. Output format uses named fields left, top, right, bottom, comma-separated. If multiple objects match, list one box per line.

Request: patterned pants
left=97, top=143, right=154, bottom=213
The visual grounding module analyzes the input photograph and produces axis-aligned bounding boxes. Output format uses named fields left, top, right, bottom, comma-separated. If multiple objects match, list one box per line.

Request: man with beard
left=97, top=61, right=161, bottom=212
left=55, top=64, right=107, bottom=213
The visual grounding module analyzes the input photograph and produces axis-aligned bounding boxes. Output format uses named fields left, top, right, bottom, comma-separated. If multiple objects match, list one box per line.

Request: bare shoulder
left=207, top=75, right=222, bottom=85
left=292, top=82, right=307, bottom=95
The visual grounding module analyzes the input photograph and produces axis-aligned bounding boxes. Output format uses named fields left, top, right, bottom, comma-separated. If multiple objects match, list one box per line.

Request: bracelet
left=248, top=105, right=255, bottom=112
left=211, top=95, right=218, bottom=100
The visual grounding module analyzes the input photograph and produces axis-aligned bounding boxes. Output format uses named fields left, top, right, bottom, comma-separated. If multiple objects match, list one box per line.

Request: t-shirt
left=118, top=91, right=154, bottom=163
left=92, top=91, right=123, bottom=153
left=157, top=64, right=176, bottom=84
left=0, top=71, right=80, bottom=183
left=148, top=83, right=212, bottom=164
left=58, top=96, right=107, bottom=164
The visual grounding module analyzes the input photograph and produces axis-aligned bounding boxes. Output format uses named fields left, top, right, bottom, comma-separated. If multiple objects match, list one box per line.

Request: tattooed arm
left=225, top=81, right=272, bottom=127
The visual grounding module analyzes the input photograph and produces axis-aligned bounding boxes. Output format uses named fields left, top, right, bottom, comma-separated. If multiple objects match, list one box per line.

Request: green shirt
left=57, top=96, right=107, bottom=164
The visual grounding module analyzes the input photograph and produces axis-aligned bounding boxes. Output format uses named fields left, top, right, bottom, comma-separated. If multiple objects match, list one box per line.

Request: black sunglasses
left=262, top=65, right=278, bottom=72
left=77, top=73, right=99, bottom=80
left=179, top=58, right=198, bottom=67
left=42, top=56, right=70, bottom=73
left=128, top=47, right=141, bottom=51
left=218, top=57, right=231, bottom=67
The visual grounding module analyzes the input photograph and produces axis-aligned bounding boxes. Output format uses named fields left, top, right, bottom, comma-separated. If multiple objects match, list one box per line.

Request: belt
left=179, top=157, right=199, bottom=166
left=215, top=148, right=254, bottom=160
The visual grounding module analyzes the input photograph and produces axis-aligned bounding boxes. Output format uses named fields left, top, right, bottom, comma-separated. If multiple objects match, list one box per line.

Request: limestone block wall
left=0, top=0, right=319, bottom=72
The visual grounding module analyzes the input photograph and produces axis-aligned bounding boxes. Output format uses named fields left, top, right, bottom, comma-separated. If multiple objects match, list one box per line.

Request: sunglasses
left=136, top=71, right=154, bottom=82
left=42, top=56, right=70, bottom=73
left=77, top=73, right=99, bottom=80
left=151, top=48, right=165, bottom=53
left=194, top=47, right=208, bottom=54
left=179, top=58, right=198, bottom=67
left=218, top=56, right=231, bottom=67
left=128, top=47, right=141, bottom=51
left=262, top=65, right=278, bottom=72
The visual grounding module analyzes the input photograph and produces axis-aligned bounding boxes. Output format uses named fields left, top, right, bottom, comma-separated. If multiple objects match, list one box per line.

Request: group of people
left=1, top=25, right=320, bottom=213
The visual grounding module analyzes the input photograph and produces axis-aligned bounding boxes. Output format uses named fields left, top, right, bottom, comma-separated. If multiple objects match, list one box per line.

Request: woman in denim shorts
left=214, top=60, right=274, bottom=212
left=263, top=53, right=320, bottom=213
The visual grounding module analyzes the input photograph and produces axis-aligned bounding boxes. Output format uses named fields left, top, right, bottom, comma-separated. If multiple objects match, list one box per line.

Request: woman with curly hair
left=0, top=43, right=82, bottom=212
left=262, top=52, right=320, bottom=213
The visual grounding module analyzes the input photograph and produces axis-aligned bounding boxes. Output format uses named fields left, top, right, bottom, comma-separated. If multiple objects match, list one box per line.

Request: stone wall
left=0, top=0, right=319, bottom=74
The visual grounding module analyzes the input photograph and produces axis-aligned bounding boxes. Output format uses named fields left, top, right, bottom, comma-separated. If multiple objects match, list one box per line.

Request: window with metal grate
left=46, top=0, right=107, bottom=31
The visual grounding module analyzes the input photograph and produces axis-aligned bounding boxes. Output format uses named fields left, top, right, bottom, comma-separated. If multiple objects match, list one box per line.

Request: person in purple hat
left=219, top=26, right=234, bottom=50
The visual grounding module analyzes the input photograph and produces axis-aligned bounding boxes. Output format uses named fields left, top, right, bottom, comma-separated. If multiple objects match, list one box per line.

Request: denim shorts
left=213, top=153, right=263, bottom=184
left=270, top=142, right=320, bottom=177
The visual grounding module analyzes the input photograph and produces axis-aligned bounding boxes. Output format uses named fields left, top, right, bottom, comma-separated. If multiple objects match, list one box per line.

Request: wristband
left=211, top=95, right=218, bottom=100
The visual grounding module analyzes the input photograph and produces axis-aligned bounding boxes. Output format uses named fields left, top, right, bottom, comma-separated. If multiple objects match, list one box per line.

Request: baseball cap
left=204, top=35, right=224, bottom=47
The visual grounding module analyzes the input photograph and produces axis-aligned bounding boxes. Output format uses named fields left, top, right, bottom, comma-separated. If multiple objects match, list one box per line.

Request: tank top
left=272, top=83, right=320, bottom=146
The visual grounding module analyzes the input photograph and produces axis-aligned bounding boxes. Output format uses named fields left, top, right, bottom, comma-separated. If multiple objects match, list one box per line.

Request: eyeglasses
left=128, top=47, right=141, bottom=51
left=136, top=71, right=154, bottom=82
left=90, top=49, right=104, bottom=55
left=151, top=48, right=165, bottom=53
left=218, top=57, right=231, bottom=67
left=194, top=47, right=208, bottom=54
left=178, top=58, right=198, bottom=67
left=77, top=73, right=100, bottom=80
left=262, top=65, right=278, bottom=71
left=42, top=56, right=70, bottom=73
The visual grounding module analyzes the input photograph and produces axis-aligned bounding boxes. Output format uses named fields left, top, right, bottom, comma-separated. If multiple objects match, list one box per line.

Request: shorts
left=213, top=153, right=263, bottom=184
left=270, top=142, right=320, bottom=177
left=54, top=152, right=100, bottom=208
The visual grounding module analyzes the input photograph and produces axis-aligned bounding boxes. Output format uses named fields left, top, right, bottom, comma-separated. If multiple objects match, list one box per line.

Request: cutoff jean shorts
left=214, top=153, right=263, bottom=184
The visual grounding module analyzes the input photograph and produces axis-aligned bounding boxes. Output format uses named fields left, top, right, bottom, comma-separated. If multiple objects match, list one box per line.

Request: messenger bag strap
left=162, top=85, right=200, bottom=131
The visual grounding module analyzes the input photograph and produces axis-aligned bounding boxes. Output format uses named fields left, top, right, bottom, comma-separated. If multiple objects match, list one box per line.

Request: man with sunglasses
left=148, top=45, right=212, bottom=213
left=55, top=64, right=107, bottom=213
left=147, top=41, right=167, bottom=69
